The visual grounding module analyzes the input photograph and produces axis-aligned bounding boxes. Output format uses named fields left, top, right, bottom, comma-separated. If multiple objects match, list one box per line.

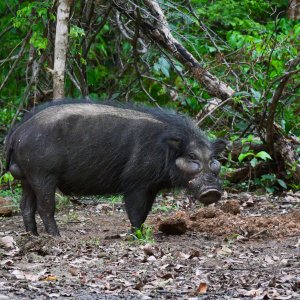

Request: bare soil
left=0, top=192, right=300, bottom=299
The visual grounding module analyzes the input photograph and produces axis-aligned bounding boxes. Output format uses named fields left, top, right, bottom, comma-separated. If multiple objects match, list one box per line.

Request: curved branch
left=0, top=30, right=32, bottom=92
left=115, top=10, right=148, bottom=54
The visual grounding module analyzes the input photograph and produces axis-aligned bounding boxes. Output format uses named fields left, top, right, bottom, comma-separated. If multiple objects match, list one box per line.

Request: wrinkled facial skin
left=188, top=173, right=222, bottom=205
left=175, top=138, right=227, bottom=205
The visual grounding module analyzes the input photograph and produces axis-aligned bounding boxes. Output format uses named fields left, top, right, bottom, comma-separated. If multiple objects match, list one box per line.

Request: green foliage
left=0, top=172, right=14, bottom=185
left=131, top=224, right=154, bottom=243
left=153, top=57, right=171, bottom=78
left=237, top=135, right=271, bottom=168
left=255, top=174, right=287, bottom=193
left=30, top=32, right=48, bottom=53
left=13, top=1, right=53, bottom=52
left=97, top=195, right=123, bottom=204
left=13, top=1, right=53, bottom=30
left=192, top=0, right=287, bottom=32
left=55, top=193, right=71, bottom=210
left=238, top=151, right=272, bottom=168
left=0, top=186, right=22, bottom=211
left=70, top=25, right=85, bottom=39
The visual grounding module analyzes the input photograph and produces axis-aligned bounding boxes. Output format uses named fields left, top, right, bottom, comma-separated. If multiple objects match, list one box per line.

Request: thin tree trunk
left=53, top=0, right=72, bottom=100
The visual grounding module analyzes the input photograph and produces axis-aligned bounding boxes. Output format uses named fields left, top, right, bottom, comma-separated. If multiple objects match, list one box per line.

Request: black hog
left=5, top=101, right=226, bottom=236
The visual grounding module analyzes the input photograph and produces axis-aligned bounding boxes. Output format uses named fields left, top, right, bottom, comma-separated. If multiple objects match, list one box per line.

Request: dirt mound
left=158, top=211, right=188, bottom=235
left=158, top=200, right=300, bottom=239
left=0, top=197, right=13, bottom=217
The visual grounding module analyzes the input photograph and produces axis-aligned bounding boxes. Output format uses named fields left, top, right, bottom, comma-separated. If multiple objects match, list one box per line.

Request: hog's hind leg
left=20, top=180, right=38, bottom=235
left=29, top=176, right=60, bottom=236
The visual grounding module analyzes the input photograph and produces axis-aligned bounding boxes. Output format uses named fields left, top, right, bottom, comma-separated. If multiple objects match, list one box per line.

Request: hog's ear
left=213, top=138, right=229, bottom=157
left=166, top=138, right=183, bottom=150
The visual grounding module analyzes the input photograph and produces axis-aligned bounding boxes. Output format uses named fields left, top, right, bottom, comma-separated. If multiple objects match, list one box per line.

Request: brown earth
left=0, top=197, right=13, bottom=217
left=0, top=192, right=300, bottom=299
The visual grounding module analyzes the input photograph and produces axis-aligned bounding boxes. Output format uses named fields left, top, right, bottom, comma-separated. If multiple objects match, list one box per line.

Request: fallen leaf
left=197, top=282, right=208, bottom=294
left=1, top=236, right=15, bottom=249
left=0, top=259, right=13, bottom=266
left=42, top=275, right=58, bottom=281
left=216, top=245, right=232, bottom=256
left=160, top=273, right=173, bottom=279
left=264, top=255, right=274, bottom=264
left=11, top=270, right=26, bottom=280
left=174, top=264, right=185, bottom=271
left=11, top=269, right=46, bottom=281
left=176, top=251, right=190, bottom=260
left=147, top=255, right=156, bottom=262
left=142, top=244, right=154, bottom=256
left=69, top=267, right=79, bottom=276
left=237, top=288, right=263, bottom=297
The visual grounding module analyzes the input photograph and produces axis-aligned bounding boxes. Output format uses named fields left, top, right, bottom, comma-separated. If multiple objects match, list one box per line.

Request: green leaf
left=161, top=66, right=170, bottom=78
left=261, top=174, right=276, bottom=181
left=238, top=152, right=254, bottom=162
left=250, top=88, right=261, bottom=101
left=0, top=172, right=14, bottom=185
left=30, top=32, right=48, bottom=51
left=70, top=25, right=85, bottom=39
left=277, top=179, right=287, bottom=189
left=255, top=151, right=272, bottom=161
left=250, top=157, right=258, bottom=168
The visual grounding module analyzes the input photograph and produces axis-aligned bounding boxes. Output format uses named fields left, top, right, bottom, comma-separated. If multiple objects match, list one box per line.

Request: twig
left=196, top=97, right=232, bottom=126
left=0, top=25, right=13, bottom=40
left=266, top=54, right=300, bottom=155
left=0, top=55, right=18, bottom=65
left=249, top=228, right=269, bottom=239
left=10, top=52, right=47, bottom=128
left=0, top=30, right=32, bottom=91
left=67, top=69, right=82, bottom=92
left=82, top=3, right=113, bottom=58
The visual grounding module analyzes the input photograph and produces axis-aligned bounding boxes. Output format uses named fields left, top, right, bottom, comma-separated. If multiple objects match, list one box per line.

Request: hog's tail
left=4, top=133, right=13, bottom=172
left=5, top=148, right=13, bottom=172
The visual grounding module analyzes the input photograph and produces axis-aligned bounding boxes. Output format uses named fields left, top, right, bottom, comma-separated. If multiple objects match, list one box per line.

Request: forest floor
left=0, top=191, right=300, bottom=300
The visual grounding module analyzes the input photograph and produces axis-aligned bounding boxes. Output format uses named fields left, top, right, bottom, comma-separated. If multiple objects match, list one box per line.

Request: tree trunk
left=53, top=0, right=72, bottom=100
left=288, top=0, right=300, bottom=20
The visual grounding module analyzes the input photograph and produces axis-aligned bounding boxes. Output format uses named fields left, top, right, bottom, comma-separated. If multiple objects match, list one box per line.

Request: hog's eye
left=210, top=159, right=221, bottom=173
left=188, top=153, right=197, bottom=160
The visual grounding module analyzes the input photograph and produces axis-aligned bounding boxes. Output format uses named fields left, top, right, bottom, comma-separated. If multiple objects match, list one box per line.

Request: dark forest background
left=0, top=0, right=299, bottom=194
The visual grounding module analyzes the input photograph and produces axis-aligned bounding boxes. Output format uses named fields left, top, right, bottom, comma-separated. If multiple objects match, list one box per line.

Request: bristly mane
left=8, top=98, right=203, bottom=138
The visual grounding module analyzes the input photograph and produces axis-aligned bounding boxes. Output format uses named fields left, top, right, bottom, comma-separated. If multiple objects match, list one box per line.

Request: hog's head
left=172, top=137, right=227, bottom=205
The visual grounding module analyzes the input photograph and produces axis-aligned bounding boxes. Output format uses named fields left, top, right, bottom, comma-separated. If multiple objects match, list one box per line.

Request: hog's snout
left=198, top=188, right=222, bottom=205
left=188, top=173, right=222, bottom=205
